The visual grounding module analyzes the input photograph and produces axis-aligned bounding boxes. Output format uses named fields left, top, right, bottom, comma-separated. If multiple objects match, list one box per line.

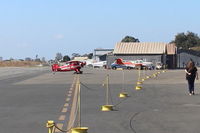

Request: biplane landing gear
left=74, top=68, right=83, bottom=74
left=73, top=71, right=83, bottom=74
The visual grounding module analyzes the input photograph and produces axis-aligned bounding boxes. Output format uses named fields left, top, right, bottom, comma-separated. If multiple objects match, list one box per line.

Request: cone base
left=119, top=92, right=128, bottom=98
left=135, top=86, right=142, bottom=90
left=137, top=81, right=142, bottom=85
left=153, top=74, right=157, bottom=77
left=101, top=105, right=114, bottom=111
left=71, top=127, right=88, bottom=133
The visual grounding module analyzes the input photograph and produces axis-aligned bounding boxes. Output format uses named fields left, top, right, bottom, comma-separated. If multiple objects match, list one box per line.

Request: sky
left=0, top=0, right=200, bottom=60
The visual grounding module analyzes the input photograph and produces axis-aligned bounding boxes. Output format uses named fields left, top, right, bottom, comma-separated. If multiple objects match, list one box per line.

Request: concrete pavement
left=79, top=68, right=200, bottom=133
left=1, top=67, right=200, bottom=133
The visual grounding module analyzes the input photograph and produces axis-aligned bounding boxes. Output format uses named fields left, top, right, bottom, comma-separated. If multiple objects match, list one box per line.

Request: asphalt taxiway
left=1, top=67, right=200, bottom=133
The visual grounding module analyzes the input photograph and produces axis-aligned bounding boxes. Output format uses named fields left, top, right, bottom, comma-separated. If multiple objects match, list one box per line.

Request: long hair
left=186, top=61, right=195, bottom=71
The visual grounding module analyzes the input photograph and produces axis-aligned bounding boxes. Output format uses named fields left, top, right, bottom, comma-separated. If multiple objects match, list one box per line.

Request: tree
left=172, top=31, right=200, bottom=49
left=121, top=36, right=140, bottom=42
left=25, top=57, right=32, bottom=61
left=87, top=53, right=93, bottom=59
left=36, top=54, right=38, bottom=59
left=63, top=55, right=71, bottom=62
left=55, top=53, right=63, bottom=61
left=72, top=53, right=80, bottom=57
left=41, top=57, right=46, bottom=62
left=71, top=53, right=80, bottom=60
left=35, top=58, right=41, bottom=62
left=81, top=53, right=93, bottom=59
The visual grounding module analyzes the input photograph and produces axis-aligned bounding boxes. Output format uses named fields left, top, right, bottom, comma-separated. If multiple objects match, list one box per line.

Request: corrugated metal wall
left=177, top=53, right=200, bottom=68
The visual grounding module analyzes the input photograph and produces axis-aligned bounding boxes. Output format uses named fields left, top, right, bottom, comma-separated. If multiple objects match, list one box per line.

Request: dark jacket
left=186, top=67, right=197, bottom=80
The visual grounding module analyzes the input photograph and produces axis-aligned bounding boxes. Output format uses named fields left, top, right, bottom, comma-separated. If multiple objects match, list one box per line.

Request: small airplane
left=91, top=61, right=107, bottom=68
left=86, top=60, right=107, bottom=68
left=51, top=61, right=85, bottom=74
left=111, top=58, right=137, bottom=69
left=111, top=58, right=153, bottom=70
left=133, top=60, right=154, bottom=69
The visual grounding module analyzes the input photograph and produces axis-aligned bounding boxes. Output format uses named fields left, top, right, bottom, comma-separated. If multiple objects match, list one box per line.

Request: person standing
left=185, top=61, right=198, bottom=95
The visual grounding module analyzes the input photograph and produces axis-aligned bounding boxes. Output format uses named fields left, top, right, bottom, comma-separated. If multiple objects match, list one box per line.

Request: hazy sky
left=0, top=0, right=200, bottom=60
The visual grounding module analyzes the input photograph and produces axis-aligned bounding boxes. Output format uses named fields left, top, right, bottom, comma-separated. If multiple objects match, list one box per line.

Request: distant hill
left=0, top=61, right=42, bottom=67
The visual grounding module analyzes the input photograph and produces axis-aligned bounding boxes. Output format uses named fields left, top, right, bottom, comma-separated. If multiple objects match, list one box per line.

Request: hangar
left=93, top=48, right=113, bottom=61
left=107, top=42, right=177, bottom=69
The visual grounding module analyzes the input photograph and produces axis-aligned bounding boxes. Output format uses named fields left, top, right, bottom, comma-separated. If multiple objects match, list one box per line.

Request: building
left=73, top=57, right=88, bottom=61
left=93, top=48, right=113, bottom=61
left=177, top=49, right=200, bottom=68
left=107, top=42, right=177, bottom=69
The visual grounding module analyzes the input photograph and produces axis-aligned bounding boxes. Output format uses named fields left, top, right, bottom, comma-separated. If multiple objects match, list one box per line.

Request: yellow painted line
left=55, top=123, right=63, bottom=132
left=64, top=103, right=69, bottom=107
left=67, top=75, right=79, bottom=132
left=59, top=115, right=66, bottom=121
left=62, top=108, right=68, bottom=113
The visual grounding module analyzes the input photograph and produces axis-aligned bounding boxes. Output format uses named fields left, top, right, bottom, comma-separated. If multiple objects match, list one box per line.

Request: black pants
left=187, top=78, right=195, bottom=93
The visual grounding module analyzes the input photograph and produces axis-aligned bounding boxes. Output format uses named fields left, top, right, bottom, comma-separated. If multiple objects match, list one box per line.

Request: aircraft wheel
left=112, top=66, right=117, bottom=70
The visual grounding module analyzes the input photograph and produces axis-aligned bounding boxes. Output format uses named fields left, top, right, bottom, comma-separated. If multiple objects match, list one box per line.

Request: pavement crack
left=129, top=112, right=141, bottom=133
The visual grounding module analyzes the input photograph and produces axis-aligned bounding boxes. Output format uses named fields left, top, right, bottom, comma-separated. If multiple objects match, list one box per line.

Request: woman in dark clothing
left=185, top=61, right=198, bottom=95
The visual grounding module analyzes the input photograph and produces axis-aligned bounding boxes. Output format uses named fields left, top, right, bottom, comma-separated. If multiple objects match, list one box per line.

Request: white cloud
left=54, top=34, right=64, bottom=40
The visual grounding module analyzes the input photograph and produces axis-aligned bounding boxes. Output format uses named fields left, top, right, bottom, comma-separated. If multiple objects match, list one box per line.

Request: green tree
left=173, top=31, right=200, bottom=49
left=55, top=53, right=63, bottom=61
left=72, top=53, right=80, bottom=57
left=71, top=53, right=80, bottom=60
left=63, top=55, right=71, bottom=61
left=121, top=36, right=140, bottom=42
left=82, top=53, right=93, bottom=59
left=41, top=57, right=46, bottom=62
left=25, top=57, right=32, bottom=61
left=0, top=57, right=3, bottom=61
left=87, top=53, right=93, bottom=59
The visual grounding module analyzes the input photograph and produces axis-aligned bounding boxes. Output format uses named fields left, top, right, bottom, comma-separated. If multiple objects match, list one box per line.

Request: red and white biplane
left=51, top=61, right=85, bottom=74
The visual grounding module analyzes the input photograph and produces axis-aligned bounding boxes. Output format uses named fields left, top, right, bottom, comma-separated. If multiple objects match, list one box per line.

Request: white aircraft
left=92, top=61, right=107, bottom=68
left=86, top=60, right=107, bottom=68
left=131, top=60, right=154, bottom=69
